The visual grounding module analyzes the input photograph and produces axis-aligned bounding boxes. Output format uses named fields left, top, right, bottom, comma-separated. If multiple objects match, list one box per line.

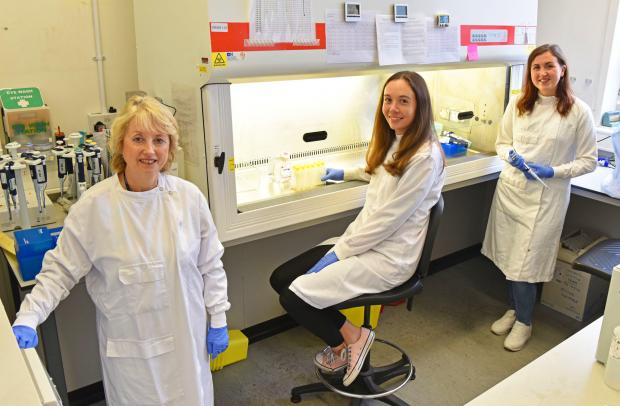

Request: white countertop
left=571, top=166, right=620, bottom=208
left=0, top=299, right=53, bottom=405
left=466, top=317, right=620, bottom=405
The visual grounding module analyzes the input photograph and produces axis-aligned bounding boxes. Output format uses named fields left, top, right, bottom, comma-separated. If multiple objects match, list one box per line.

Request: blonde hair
left=109, top=95, right=179, bottom=173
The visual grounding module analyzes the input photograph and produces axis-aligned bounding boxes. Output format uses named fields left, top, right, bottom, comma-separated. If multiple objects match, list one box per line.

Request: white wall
left=537, top=0, right=620, bottom=121
left=0, top=1, right=138, bottom=136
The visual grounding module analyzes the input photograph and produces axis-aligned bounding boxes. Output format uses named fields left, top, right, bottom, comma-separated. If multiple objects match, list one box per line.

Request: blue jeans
left=507, top=281, right=537, bottom=326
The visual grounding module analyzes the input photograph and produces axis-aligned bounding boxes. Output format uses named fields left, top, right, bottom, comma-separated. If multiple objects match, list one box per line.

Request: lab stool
left=573, top=239, right=620, bottom=281
left=290, top=196, right=444, bottom=405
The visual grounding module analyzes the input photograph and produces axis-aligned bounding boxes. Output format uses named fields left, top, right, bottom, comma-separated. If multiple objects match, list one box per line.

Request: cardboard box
left=541, top=259, right=609, bottom=321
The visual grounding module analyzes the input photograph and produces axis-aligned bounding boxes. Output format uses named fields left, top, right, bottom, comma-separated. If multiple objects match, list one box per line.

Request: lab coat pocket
left=115, top=261, right=170, bottom=315
left=105, top=335, right=183, bottom=404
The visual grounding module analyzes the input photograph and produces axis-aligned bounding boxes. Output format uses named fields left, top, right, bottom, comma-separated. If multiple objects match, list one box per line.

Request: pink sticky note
left=467, top=44, right=479, bottom=61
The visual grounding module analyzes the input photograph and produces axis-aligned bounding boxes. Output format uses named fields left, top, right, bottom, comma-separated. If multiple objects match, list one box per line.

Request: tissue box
left=14, top=226, right=62, bottom=281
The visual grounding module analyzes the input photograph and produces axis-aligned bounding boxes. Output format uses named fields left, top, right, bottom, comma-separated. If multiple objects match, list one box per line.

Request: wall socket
left=87, top=112, right=117, bottom=133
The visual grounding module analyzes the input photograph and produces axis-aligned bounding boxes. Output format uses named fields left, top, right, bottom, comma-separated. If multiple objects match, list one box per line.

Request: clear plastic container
left=31, top=121, right=52, bottom=151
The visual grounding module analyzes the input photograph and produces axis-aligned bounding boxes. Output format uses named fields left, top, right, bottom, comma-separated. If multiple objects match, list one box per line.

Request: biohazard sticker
left=212, top=52, right=228, bottom=68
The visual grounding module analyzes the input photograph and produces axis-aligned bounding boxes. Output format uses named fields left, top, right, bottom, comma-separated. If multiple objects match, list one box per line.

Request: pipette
left=6, top=162, right=17, bottom=209
left=0, top=164, right=12, bottom=221
left=509, top=150, right=549, bottom=189
left=75, top=149, right=87, bottom=199
left=24, top=154, right=41, bottom=213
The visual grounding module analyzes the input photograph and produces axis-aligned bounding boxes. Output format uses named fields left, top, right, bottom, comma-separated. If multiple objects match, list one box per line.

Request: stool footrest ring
left=313, top=338, right=414, bottom=400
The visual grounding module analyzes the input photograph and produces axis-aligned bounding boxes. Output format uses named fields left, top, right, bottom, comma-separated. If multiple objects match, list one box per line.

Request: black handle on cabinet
left=214, top=151, right=225, bottom=174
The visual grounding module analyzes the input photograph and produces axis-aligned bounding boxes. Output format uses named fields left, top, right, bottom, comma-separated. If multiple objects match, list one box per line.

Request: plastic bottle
left=605, top=325, right=620, bottom=390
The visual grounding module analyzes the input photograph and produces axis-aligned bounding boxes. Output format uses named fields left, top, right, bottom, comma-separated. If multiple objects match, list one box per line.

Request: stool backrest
left=417, top=194, right=444, bottom=280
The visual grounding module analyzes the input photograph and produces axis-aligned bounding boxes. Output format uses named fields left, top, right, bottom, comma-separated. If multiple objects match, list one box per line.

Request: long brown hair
left=516, top=44, right=574, bottom=117
left=366, top=71, right=440, bottom=176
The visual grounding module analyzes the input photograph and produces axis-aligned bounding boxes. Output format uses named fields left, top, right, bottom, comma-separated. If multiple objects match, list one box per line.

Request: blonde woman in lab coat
left=482, top=44, right=597, bottom=351
left=270, top=71, right=445, bottom=387
left=11, top=96, right=231, bottom=405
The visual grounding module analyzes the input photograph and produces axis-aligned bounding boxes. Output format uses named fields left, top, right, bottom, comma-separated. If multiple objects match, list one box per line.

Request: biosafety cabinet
left=204, top=63, right=522, bottom=243
left=133, top=0, right=536, bottom=244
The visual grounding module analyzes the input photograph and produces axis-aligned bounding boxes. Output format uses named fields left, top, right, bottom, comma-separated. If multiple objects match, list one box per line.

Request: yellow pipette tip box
left=210, top=329, right=249, bottom=372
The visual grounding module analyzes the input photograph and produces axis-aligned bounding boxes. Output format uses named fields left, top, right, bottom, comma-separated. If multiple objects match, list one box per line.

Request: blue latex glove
left=12, top=325, right=38, bottom=349
left=321, top=168, right=344, bottom=182
left=207, top=326, right=229, bottom=358
left=306, top=251, right=339, bottom=274
left=524, top=163, right=554, bottom=179
left=508, top=150, right=528, bottom=172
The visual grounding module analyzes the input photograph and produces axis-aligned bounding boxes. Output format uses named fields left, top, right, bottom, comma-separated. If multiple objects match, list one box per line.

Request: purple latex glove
left=321, top=168, right=344, bottom=182
left=524, top=163, right=554, bottom=179
left=306, top=251, right=339, bottom=274
left=12, top=325, right=38, bottom=349
left=207, top=326, right=229, bottom=358
left=508, top=150, right=528, bottom=172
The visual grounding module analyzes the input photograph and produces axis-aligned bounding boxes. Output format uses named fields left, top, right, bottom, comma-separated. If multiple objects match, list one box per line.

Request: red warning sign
left=210, top=22, right=326, bottom=52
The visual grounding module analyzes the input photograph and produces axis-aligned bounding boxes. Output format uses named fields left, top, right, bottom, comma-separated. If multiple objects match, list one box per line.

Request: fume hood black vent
left=303, top=131, right=328, bottom=142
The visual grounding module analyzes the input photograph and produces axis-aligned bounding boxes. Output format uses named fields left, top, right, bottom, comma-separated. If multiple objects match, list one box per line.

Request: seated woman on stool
left=270, top=71, right=445, bottom=387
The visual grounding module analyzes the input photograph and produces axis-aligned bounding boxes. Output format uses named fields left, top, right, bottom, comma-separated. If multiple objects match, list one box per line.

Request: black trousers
left=270, top=244, right=348, bottom=347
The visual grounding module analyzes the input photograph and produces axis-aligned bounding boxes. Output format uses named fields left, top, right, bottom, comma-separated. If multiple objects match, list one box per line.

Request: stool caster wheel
left=291, top=394, right=301, bottom=403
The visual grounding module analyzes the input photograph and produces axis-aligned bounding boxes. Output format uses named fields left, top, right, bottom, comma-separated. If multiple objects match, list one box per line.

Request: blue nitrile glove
left=12, top=325, right=38, bottom=349
left=321, top=168, right=344, bottom=182
left=207, top=326, right=229, bottom=358
left=524, top=163, right=554, bottom=179
left=306, top=251, right=339, bottom=274
left=508, top=150, right=528, bottom=172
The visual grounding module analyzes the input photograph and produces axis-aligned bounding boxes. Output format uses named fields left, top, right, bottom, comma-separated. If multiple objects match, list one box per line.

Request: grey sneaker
left=314, top=346, right=347, bottom=374
left=504, top=321, right=532, bottom=351
left=343, top=327, right=375, bottom=387
left=491, top=309, right=517, bottom=335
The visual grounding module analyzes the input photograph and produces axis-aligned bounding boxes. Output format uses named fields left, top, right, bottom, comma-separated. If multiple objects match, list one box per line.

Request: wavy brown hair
left=517, top=43, right=574, bottom=117
left=366, top=71, right=442, bottom=176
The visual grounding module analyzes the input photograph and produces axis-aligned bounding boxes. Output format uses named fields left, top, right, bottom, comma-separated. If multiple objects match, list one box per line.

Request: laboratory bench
left=0, top=298, right=61, bottom=405
left=1, top=201, right=71, bottom=406
left=570, top=165, right=620, bottom=208
left=466, top=317, right=620, bottom=405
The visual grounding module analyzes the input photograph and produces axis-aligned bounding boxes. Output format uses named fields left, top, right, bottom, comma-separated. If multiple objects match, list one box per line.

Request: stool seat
left=573, top=239, right=620, bottom=281
left=335, top=275, right=422, bottom=310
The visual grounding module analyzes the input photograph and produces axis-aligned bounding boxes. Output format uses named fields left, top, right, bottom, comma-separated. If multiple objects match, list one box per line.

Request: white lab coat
left=482, top=95, right=597, bottom=282
left=15, top=174, right=230, bottom=406
left=290, top=138, right=445, bottom=309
